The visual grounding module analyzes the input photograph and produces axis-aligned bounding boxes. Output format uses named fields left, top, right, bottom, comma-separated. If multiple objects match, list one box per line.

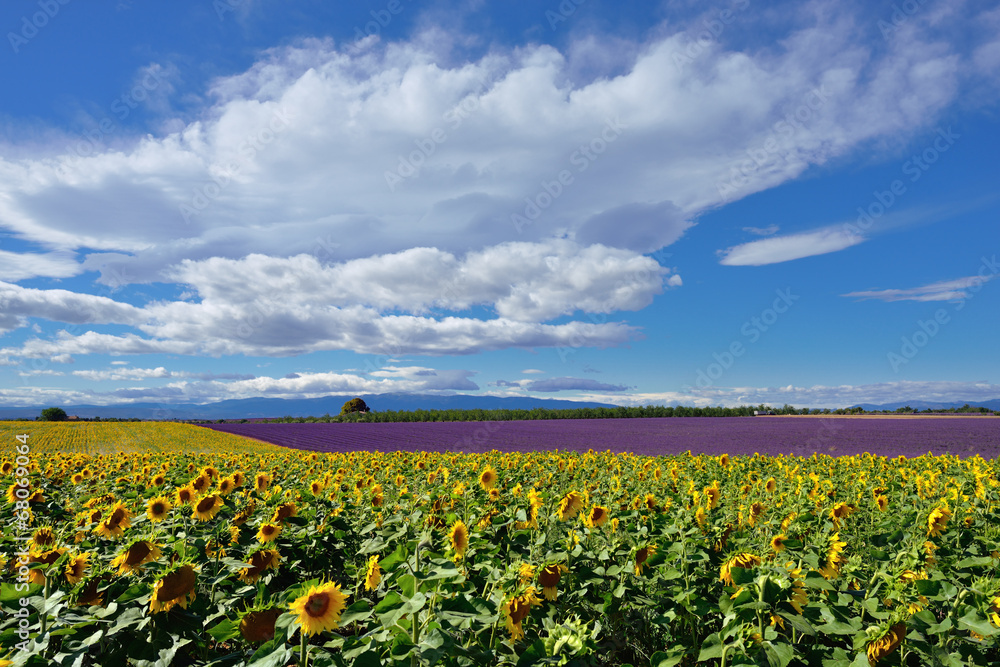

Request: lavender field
left=202, top=416, right=1000, bottom=459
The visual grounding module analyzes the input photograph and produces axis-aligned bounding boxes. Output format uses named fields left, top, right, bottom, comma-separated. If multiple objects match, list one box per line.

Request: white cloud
left=0, top=250, right=82, bottom=282
left=743, top=225, right=779, bottom=236
left=841, top=275, right=997, bottom=302
left=578, top=381, right=1000, bottom=409
left=1, top=11, right=977, bottom=279
left=73, top=366, right=172, bottom=381
left=521, top=368, right=544, bottom=374
left=718, top=226, right=864, bottom=266
left=526, top=377, right=630, bottom=392
left=0, top=368, right=484, bottom=406
left=0, top=281, right=145, bottom=334
left=0, top=6, right=993, bottom=364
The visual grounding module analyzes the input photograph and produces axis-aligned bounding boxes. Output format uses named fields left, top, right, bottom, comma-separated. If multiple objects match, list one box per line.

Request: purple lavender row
left=200, top=417, right=1000, bottom=459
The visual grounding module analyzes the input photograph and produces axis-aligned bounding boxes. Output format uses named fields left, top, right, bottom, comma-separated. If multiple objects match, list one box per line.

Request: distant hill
left=850, top=399, right=1000, bottom=412
left=0, top=393, right=619, bottom=420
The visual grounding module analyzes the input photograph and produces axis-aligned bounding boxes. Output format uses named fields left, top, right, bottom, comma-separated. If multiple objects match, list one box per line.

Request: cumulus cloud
left=841, top=275, right=997, bottom=302
left=0, top=282, right=145, bottom=334
left=0, top=4, right=992, bottom=366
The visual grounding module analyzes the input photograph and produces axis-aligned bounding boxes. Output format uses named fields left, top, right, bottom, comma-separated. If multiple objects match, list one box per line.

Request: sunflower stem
left=300, top=630, right=308, bottom=667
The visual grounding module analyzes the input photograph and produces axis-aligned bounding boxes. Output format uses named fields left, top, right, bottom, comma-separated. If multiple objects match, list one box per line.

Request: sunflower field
left=1, top=421, right=999, bottom=666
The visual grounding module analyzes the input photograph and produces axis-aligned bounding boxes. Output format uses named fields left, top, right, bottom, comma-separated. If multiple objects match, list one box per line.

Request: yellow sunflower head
left=557, top=491, right=585, bottom=521
left=587, top=505, right=610, bottom=528
left=448, top=520, right=469, bottom=557
left=364, top=555, right=382, bottom=591
left=238, top=548, right=281, bottom=583
left=479, top=466, right=498, bottom=491
left=110, top=540, right=161, bottom=575
left=64, top=552, right=90, bottom=585
left=150, top=564, right=197, bottom=614
left=146, top=496, right=172, bottom=522
left=193, top=494, right=224, bottom=522
left=256, top=523, right=282, bottom=544
left=289, top=581, right=348, bottom=637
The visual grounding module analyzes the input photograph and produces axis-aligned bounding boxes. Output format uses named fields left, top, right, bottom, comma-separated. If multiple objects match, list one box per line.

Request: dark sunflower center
left=305, top=592, right=330, bottom=617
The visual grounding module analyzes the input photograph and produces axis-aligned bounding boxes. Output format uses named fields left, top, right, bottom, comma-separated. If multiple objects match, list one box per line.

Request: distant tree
left=341, top=398, right=369, bottom=415
left=39, top=407, right=68, bottom=422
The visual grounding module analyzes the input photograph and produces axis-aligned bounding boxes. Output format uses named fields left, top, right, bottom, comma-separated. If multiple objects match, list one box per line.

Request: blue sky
left=1, top=0, right=999, bottom=409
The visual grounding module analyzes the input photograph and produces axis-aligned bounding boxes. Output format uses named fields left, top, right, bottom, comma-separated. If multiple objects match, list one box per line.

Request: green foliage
left=39, top=407, right=68, bottom=421
left=341, top=397, right=370, bottom=415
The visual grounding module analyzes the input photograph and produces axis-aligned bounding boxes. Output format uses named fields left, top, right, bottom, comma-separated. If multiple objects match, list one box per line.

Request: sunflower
left=765, top=477, right=777, bottom=493
left=238, top=548, right=281, bottom=583
left=193, top=494, right=224, bottom=522
left=502, top=586, right=542, bottom=640
left=537, top=563, right=568, bottom=600
left=30, top=526, right=56, bottom=550
left=874, top=494, right=889, bottom=512
left=789, top=567, right=807, bottom=614
left=146, top=496, right=172, bottom=522
left=518, top=563, right=535, bottom=585
left=926, top=506, right=951, bottom=537
left=271, top=502, right=298, bottom=523
left=479, top=466, right=498, bottom=491
left=718, top=454, right=730, bottom=468
left=695, top=506, right=707, bottom=528
left=866, top=623, right=906, bottom=665
left=770, top=534, right=788, bottom=553
left=176, top=485, right=197, bottom=506
left=289, top=581, right=348, bottom=637
left=231, top=471, right=245, bottom=488
left=94, top=503, right=132, bottom=539
left=110, top=540, right=161, bottom=575
left=557, top=491, right=585, bottom=521
left=64, top=552, right=90, bottom=585
left=705, top=483, right=721, bottom=510
left=634, top=544, right=658, bottom=576
left=829, top=502, right=854, bottom=528
left=217, top=477, right=235, bottom=495
left=256, top=523, right=282, bottom=544
left=6, top=481, right=30, bottom=504
left=818, top=532, right=847, bottom=579
left=255, top=473, right=271, bottom=493
left=239, top=608, right=281, bottom=643
left=232, top=502, right=256, bottom=526
left=309, top=480, right=324, bottom=496
left=720, top=552, right=761, bottom=585
left=364, top=555, right=381, bottom=591
left=27, top=548, right=65, bottom=585
left=449, top=520, right=469, bottom=557
left=190, top=475, right=211, bottom=494
left=71, top=473, right=84, bottom=484
left=747, top=502, right=765, bottom=527
left=73, top=574, right=110, bottom=607
left=587, top=505, right=610, bottom=528
left=150, top=564, right=197, bottom=614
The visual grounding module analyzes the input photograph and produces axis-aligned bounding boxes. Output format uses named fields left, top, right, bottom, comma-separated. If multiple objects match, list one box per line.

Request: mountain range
left=0, top=393, right=619, bottom=420
left=0, top=394, right=997, bottom=420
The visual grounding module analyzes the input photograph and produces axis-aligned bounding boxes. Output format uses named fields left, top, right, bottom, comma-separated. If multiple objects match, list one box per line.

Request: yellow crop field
left=0, top=422, right=998, bottom=666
